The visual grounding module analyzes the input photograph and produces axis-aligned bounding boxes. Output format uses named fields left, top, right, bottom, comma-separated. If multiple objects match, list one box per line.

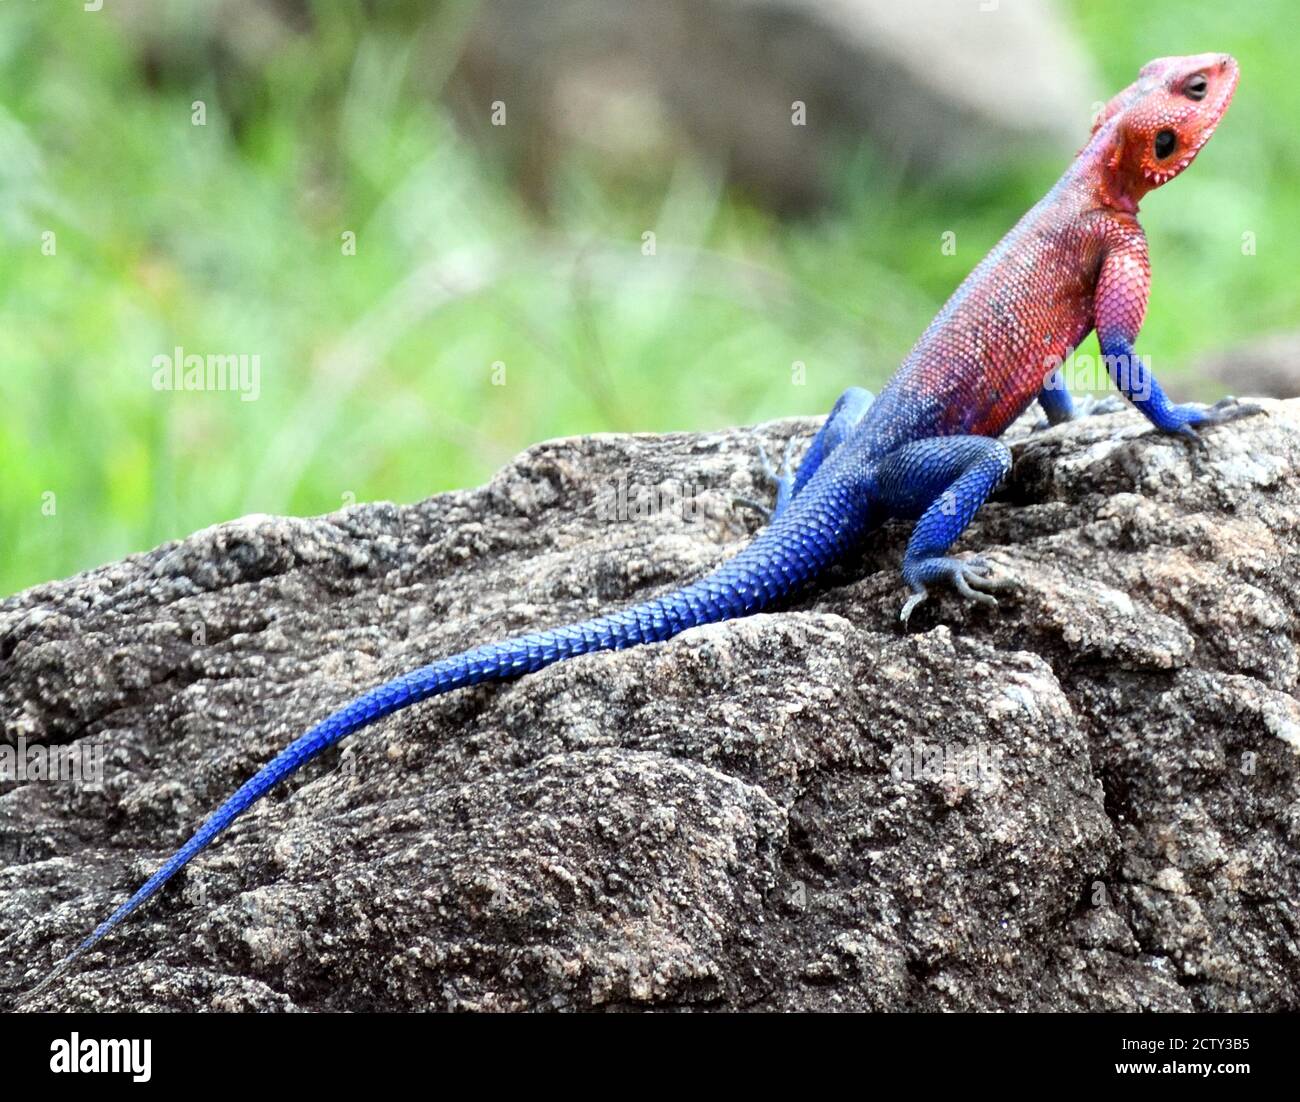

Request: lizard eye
left=1154, top=129, right=1177, bottom=159
left=1184, top=73, right=1209, bottom=100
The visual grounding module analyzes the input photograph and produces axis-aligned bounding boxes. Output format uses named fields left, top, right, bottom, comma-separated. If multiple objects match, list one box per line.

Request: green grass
left=1, top=0, right=1296, bottom=595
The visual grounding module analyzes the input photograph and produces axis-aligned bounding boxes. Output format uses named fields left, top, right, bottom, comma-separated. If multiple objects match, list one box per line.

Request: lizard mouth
left=1143, top=58, right=1239, bottom=185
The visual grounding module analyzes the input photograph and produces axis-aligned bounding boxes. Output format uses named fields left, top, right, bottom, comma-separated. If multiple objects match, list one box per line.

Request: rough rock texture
left=2, top=400, right=1299, bottom=1012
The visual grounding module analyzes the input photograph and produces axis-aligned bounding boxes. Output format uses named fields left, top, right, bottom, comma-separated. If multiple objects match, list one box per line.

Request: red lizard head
left=1090, top=53, right=1238, bottom=210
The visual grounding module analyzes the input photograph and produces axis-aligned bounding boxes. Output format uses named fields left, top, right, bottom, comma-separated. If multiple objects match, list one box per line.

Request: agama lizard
left=34, top=52, right=1258, bottom=994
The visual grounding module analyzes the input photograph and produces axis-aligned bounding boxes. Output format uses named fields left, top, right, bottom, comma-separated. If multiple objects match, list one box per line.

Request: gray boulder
left=2, top=399, right=1298, bottom=1011
left=452, top=0, right=1096, bottom=210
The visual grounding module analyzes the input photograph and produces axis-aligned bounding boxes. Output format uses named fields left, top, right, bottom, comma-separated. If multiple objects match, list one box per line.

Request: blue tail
left=42, top=492, right=869, bottom=986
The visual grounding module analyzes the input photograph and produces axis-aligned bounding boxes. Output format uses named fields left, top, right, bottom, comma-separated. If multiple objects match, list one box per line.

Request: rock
left=450, top=0, right=1095, bottom=211
left=1200, top=331, right=1300, bottom=399
left=2, top=399, right=1298, bottom=1011
left=110, top=0, right=1094, bottom=213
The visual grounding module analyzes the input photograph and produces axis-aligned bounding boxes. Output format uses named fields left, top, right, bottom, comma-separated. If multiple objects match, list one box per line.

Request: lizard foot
left=1171, top=396, right=1266, bottom=447
left=900, top=556, right=1014, bottom=623
left=736, top=435, right=798, bottom=522
left=759, top=435, right=797, bottom=488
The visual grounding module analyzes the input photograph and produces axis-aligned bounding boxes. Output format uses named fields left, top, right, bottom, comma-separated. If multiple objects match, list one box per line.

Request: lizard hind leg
left=792, top=386, right=874, bottom=498
left=736, top=435, right=798, bottom=523
left=873, top=435, right=1014, bottom=622
left=737, top=387, right=874, bottom=523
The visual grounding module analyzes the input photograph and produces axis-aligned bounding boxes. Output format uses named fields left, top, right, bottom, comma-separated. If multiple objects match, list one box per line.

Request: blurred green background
left=1, top=0, right=1296, bottom=595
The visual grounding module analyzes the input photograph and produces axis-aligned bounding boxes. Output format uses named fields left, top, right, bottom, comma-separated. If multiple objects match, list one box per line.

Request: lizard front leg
left=1095, top=227, right=1260, bottom=441
left=873, top=435, right=1013, bottom=622
left=1036, top=368, right=1126, bottom=428
left=1037, top=368, right=1079, bottom=426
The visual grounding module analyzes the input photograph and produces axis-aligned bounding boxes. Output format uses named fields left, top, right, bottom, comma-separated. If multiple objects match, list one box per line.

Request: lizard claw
left=900, top=556, right=1014, bottom=623
left=1174, top=422, right=1210, bottom=449
left=741, top=435, right=798, bottom=523
left=756, top=435, right=798, bottom=485
left=1204, top=396, right=1265, bottom=424
left=732, top=495, right=772, bottom=521
left=1172, top=397, right=1264, bottom=447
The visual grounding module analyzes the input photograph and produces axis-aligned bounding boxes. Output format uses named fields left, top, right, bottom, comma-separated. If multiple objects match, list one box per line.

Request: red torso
left=858, top=160, right=1146, bottom=455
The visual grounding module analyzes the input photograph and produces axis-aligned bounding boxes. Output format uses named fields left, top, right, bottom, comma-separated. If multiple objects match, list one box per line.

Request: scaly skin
left=29, top=53, right=1258, bottom=996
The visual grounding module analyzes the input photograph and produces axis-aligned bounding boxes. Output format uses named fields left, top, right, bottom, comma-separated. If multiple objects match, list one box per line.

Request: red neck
left=1078, top=125, right=1148, bottom=215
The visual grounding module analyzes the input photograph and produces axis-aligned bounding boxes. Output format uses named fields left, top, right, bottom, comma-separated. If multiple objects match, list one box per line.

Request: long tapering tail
left=33, top=493, right=868, bottom=994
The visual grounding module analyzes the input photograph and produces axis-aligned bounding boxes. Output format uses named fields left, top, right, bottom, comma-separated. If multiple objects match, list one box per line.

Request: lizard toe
left=748, top=435, right=797, bottom=521
left=901, top=556, right=1012, bottom=620
left=963, top=562, right=1016, bottom=592
left=732, top=495, right=772, bottom=521
left=954, top=573, right=999, bottom=607
left=1204, top=397, right=1265, bottom=425
left=900, top=588, right=929, bottom=623
left=1170, top=399, right=1264, bottom=447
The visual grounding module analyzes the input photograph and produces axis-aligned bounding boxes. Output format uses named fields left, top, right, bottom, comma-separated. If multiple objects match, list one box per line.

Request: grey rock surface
left=2, top=399, right=1298, bottom=1011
